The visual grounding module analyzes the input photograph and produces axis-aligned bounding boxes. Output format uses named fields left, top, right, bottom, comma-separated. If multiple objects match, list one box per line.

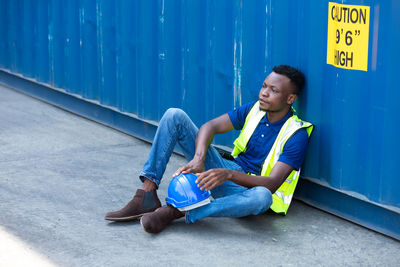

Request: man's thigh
left=210, top=180, right=248, bottom=199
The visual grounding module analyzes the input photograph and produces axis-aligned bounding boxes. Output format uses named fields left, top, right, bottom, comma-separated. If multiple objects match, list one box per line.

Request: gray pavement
left=0, top=84, right=399, bottom=267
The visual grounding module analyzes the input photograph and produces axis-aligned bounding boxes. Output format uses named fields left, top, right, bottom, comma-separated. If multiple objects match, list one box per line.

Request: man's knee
left=250, top=187, right=272, bottom=215
left=162, top=108, right=188, bottom=123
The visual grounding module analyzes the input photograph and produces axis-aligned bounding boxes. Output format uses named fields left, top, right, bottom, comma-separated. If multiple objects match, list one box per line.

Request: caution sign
left=326, top=2, right=370, bottom=71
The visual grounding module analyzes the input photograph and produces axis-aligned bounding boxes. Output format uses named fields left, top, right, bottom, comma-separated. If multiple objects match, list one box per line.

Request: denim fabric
left=139, top=108, right=272, bottom=224
left=186, top=184, right=272, bottom=224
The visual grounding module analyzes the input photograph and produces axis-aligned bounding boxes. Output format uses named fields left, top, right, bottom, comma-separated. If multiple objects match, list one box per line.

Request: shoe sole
left=139, top=217, right=146, bottom=232
left=104, top=214, right=144, bottom=222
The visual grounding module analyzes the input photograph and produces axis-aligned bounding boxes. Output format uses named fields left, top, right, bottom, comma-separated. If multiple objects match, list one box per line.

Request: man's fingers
left=173, top=169, right=181, bottom=177
left=197, top=169, right=226, bottom=190
left=173, top=166, right=186, bottom=176
left=175, top=164, right=204, bottom=177
left=200, top=180, right=217, bottom=191
left=197, top=172, right=214, bottom=187
left=199, top=178, right=210, bottom=190
left=195, top=170, right=210, bottom=184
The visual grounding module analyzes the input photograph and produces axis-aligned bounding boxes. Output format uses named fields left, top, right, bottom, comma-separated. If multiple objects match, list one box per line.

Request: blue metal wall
left=1, top=0, right=399, bottom=237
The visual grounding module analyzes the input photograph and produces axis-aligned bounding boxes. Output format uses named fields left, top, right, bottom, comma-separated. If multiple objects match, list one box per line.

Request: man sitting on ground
left=105, top=65, right=313, bottom=234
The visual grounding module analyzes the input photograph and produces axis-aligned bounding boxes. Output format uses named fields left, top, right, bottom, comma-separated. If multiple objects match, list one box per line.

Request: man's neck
left=266, top=108, right=291, bottom=123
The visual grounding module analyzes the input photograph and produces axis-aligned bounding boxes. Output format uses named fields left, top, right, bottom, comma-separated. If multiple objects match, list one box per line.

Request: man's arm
left=195, top=161, right=294, bottom=194
left=173, top=113, right=234, bottom=176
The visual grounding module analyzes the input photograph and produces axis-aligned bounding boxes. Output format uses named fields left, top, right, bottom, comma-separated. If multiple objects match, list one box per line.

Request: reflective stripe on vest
left=232, top=102, right=266, bottom=157
left=231, top=101, right=313, bottom=215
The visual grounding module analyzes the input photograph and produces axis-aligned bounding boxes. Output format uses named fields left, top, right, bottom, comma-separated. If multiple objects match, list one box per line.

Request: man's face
left=258, top=72, right=297, bottom=112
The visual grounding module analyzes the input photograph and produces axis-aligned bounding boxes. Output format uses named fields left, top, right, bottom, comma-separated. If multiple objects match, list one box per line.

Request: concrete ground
left=0, top=84, right=399, bottom=267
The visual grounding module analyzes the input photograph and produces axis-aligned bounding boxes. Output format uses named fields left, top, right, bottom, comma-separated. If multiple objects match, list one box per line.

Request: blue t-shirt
left=228, top=101, right=309, bottom=175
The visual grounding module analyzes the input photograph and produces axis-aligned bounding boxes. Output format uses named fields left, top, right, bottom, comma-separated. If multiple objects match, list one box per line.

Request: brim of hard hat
left=177, top=197, right=212, bottom=212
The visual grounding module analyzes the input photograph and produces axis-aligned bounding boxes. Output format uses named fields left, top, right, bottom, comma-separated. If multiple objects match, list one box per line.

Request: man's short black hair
left=272, top=65, right=305, bottom=94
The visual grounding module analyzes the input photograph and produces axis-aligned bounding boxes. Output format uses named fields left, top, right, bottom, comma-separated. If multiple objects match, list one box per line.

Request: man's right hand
left=173, top=157, right=205, bottom=177
left=173, top=113, right=234, bottom=177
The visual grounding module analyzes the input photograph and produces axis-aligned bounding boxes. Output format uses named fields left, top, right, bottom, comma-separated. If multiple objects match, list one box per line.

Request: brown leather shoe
left=105, top=189, right=161, bottom=222
left=140, top=205, right=184, bottom=234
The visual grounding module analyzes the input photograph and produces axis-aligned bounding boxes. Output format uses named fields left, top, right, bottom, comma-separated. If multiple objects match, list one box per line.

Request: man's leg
left=105, top=108, right=199, bottom=221
left=140, top=181, right=272, bottom=233
left=106, top=108, right=228, bottom=221
left=138, top=108, right=199, bottom=187
left=139, top=108, right=233, bottom=186
left=185, top=183, right=273, bottom=224
left=140, top=161, right=272, bottom=233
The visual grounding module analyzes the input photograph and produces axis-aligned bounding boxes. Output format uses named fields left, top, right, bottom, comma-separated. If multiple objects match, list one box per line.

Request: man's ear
left=287, top=94, right=297, bottom=105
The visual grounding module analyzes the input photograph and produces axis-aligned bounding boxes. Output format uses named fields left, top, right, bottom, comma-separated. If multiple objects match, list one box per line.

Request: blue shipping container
left=0, top=0, right=399, bottom=239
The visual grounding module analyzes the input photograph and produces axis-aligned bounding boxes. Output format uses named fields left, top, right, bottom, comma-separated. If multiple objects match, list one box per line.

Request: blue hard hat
left=166, top=173, right=211, bottom=211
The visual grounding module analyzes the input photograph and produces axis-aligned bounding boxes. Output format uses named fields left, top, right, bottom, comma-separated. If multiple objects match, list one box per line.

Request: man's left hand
left=195, top=168, right=232, bottom=191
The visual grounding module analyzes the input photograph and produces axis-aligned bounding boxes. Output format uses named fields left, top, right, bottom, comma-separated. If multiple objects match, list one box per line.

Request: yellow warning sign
left=326, top=2, right=370, bottom=71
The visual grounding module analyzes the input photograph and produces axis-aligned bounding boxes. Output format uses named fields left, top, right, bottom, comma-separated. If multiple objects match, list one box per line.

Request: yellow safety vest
left=231, top=101, right=313, bottom=215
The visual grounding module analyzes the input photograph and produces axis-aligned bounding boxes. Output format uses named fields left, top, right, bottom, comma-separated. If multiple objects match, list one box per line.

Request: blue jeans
left=139, top=108, right=272, bottom=224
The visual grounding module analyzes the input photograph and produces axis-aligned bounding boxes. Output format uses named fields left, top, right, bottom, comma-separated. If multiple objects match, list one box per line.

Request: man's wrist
left=193, top=153, right=206, bottom=162
left=227, top=169, right=234, bottom=181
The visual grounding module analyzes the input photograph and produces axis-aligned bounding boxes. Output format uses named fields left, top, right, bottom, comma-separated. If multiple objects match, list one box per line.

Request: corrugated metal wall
left=1, top=0, right=399, bottom=234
